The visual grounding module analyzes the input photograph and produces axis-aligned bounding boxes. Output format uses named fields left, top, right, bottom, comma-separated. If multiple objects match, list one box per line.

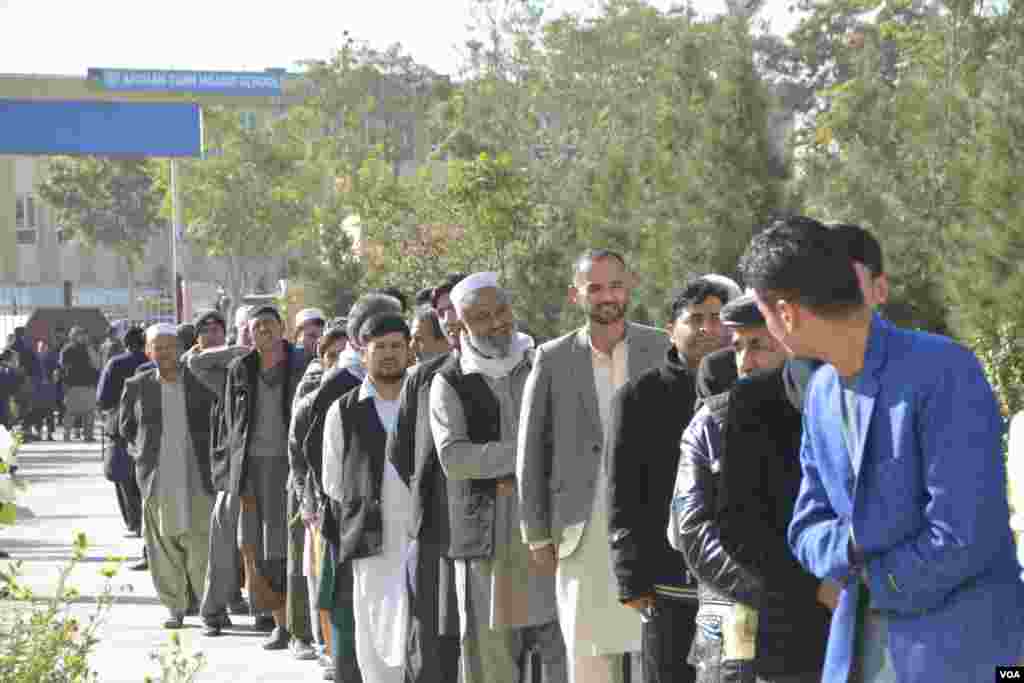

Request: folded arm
left=187, top=345, right=248, bottom=398
left=670, top=410, right=765, bottom=607
left=866, top=353, right=1010, bottom=613
left=431, top=374, right=515, bottom=481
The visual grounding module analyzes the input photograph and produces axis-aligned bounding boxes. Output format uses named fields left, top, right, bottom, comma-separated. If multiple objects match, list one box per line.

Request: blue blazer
left=788, top=314, right=1024, bottom=682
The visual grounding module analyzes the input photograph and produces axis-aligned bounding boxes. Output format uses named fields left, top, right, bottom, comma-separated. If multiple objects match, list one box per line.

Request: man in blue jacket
left=97, top=326, right=149, bottom=537
left=739, top=215, right=1024, bottom=683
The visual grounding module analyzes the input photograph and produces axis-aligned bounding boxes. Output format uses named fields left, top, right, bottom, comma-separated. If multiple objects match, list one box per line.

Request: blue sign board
left=0, top=100, right=203, bottom=158
left=88, top=68, right=283, bottom=96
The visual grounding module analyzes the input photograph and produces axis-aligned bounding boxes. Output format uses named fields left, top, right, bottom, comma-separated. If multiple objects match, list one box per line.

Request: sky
left=0, top=0, right=804, bottom=79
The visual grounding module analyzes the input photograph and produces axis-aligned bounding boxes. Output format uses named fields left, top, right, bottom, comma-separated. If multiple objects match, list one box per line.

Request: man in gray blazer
left=517, top=249, right=671, bottom=683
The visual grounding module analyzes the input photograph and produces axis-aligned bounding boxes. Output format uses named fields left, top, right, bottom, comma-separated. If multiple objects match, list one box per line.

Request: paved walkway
left=0, top=439, right=328, bottom=682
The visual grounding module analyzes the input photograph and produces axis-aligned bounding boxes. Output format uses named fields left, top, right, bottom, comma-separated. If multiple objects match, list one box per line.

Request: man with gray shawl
left=429, top=272, right=567, bottom=683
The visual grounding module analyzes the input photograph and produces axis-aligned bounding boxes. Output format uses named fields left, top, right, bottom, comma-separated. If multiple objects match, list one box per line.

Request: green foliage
left=37, top=158, right=166, bottom=267
left=145, top=631, right=206, bottom=683
left=0, top=534, right=121, bottom=683
left=973, top=322, right=1024, bottom=420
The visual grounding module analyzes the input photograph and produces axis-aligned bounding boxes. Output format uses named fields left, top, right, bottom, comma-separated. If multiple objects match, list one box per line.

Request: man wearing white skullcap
left=430, top=272, right=567, bottom=683
left=294, top=308, right=326, bottom=357
left=120, top=324, right=217, bottom=629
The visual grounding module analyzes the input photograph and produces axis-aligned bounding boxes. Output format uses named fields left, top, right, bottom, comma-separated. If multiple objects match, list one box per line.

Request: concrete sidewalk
left=0, top=440, right=328, bottom=682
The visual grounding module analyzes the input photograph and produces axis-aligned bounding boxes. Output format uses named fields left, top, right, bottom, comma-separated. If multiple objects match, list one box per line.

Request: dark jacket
left=60, top=342, right=98, bottom=387
left=607, top=346, right=699, bottom=603
left=387, top=354, right=452, bottom=547
left=118, top=366, right=216, bottom=498
left=97, top=350, right=149, bottom=413
left=298, top=367, right=362, bottom=543
left=221, top=341, right=309, bottom=496
left=436, top=355, right=503, bottom=560
left=330, top=386, right=389, bottom=564
left=695, top=347, right=737, bottom=411
left=673, top=368, right=829, bottom=677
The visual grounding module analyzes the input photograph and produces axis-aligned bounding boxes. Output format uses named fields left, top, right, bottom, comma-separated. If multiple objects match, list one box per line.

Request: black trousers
left=114, top=462, right=142, bottom=534
left=403, top=539, right=460, bottom=683
left=643, top=595, right=699, bottom=683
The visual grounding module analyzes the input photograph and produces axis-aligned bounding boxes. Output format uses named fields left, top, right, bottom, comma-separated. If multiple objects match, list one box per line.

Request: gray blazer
left=119, top=367, right=215, bottom=500
left=516, top=322, right=670, bottom=557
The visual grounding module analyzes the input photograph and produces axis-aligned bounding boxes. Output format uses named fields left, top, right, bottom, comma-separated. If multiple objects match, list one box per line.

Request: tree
left=284, top=37, right=448, bottom=312
left=168, top=107, right=308, bottom=323
left=38, top=157, right=166, bottom=312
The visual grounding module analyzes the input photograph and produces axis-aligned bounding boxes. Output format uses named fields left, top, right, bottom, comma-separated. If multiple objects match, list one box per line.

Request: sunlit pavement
left=0, top=438, right=328, bottom=682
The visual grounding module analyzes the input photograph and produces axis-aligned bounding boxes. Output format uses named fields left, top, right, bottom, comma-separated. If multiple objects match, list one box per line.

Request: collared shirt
left=588, top=326, right=630, bottom=430
left=322, top=375, right=403, bottom=503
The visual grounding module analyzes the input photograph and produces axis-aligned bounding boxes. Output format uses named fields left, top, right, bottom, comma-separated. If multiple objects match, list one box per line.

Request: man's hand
left=817, top=579, right=841, bottom=612
left=496, top=476, right=516, bottom=497
left=529, top=545, right=558, bottom=574
left=623, top=595, right=655, bottom=614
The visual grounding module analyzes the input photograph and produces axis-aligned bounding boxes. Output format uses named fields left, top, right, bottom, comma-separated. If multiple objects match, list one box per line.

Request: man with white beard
left=429, top=273, right=567, bottom=683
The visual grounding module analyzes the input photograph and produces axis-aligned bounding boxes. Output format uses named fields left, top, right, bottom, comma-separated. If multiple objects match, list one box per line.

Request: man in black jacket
left=606, top=276, right=738, bottom=683
left=387, top=273, right=465, bottom=683
left=222, top=304, right=310, bottom=650
left=669, top=294, right=833, bottom=683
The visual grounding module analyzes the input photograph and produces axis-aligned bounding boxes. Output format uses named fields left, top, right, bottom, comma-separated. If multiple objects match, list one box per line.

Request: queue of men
left=106, top=215, right=1024, bottom=683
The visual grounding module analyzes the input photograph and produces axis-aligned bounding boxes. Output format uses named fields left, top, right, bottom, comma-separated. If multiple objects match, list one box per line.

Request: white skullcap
left=701, top=274, right=744, bottom=302
left=450, top=272, right=500, bottom=313
left=234, top=305, right=253, bottom=328
left=146, top=323, right=178, bottom=342
left=295, top=307, right=327, bottom=327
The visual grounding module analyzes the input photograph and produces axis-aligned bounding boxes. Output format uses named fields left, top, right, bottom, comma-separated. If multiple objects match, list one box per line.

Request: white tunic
left=555, top=335, right=641, bottom=657
left=322, top=378, right=410, bottom=682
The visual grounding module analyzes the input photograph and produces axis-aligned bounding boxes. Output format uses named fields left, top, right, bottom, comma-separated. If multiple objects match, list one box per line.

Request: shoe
left=322, top=667, right=335, bottom=681
left=202, top=615, right=231, bottom=637
left=262, top=626, right=290, bottom=651
left=318, top=654, right=332, bottom=669
left=0, top=550, right=10, bottom=559
left=129, top=559, right=148, bottom=571
left=253, top=615, right=275, bottom=632
left=228, top=597, right=250, bottom=616
left=164, top=613, right=185, bottom=629
left=290, top=639, right=318, bottom=661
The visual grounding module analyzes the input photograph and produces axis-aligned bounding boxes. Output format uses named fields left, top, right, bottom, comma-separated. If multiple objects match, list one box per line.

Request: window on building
left=15, top=196, right=25, bottom=228
left=239, top=111, right=258, bottom=131
left=16, top=229, right=37, bottom=245
left=25, top=195, right=36, bottom=228
left=57, top=225, right=70, bottom=244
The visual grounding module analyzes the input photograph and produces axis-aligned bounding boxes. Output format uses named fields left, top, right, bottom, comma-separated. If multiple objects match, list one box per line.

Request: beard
left=468, top=323, right=517, bottom=358
left=586, top=301, right=627, bottom=325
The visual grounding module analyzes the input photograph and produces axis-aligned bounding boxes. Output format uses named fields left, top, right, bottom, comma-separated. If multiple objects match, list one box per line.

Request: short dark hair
left=739, top=215, right=863, bottom=317
left=176, top=323, right=196, bottom=350
left=412, top=306, right=444, bottom=341
left=431, top=273, right=467, bottom=309
left=667, top=278, right=734, bottom=323
left=374, top=287, right=408, bottom=313
left=573, top=249, right=627, bottom=282
left=414, top=288, right=434, bottom=307
left=347, top=293, right=403, bottom=341
left=123, top=326, right=146, bottom=352
left=319, top=324, right=348, bottom=357
left=830, top=223, right=884, bottom=275
left=359, top=312, right=411, bottom=344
